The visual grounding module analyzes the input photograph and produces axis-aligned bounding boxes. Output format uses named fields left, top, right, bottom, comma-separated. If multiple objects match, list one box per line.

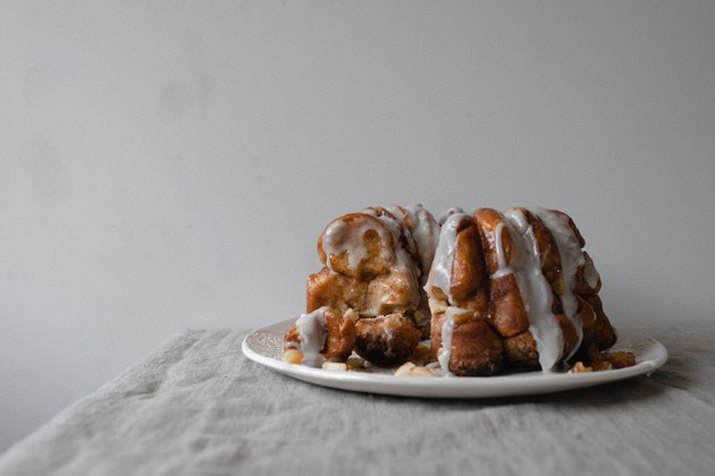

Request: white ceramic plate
left=241, top=319, right=668, bottom=398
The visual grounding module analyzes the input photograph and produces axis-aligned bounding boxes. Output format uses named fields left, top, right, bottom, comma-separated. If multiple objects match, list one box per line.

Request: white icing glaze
left=503, top=209, right=563, bottom=371
left=360, top=207, right=422, bottom=309
left=424, top=213, right=470, bottom=304
left=437, top=207, right=465, bottom=226
left=583, top=253, right=601, bottom=289
left=362, top=207, right=416, bottom=271
left=294, top=307, right=328, bottom=367
left=321, top=216, right=393, bottom=272
left=437, top=307, right=469, bottom=376
left=402, top=204, right=440, bottom=283
left=491, top=218, right=537, bottom=339
left=382, top=320, right=398, bottom=358
left=529, top=207, right=586, bottom=360
left=491, top=222, right=515, bottom=279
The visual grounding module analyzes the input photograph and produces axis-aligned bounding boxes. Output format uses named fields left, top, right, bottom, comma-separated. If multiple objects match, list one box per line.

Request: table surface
left=1, top=325, right=713, bottom=476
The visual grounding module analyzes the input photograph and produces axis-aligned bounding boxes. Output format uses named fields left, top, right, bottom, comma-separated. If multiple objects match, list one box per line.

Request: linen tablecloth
left=1, top=325, right=713, bottom=476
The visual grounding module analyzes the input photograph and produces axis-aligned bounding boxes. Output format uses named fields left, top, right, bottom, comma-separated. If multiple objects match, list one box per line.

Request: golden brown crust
left=450, top=222, right=485, bottom=301
left=307, top=265, right=419, bottom=319
left=570, top=344, right=635, bottom=372
left=364, top=270, right=420, bottom=317
left=283, top=325, right=300, bottom=351
left=471, top=207, right=616, bottom=372
left=502, top=314, right=580, bottom=369
left=323, top=308, right=358, bottom=361
left=576, top=295, right=598, bottom=346
left=473, top=209, right=531, bottom=339
left=488, top=274, right=530, bottom=337
left=503, top=330, right=539, bottom=368
left=413, top=301, right=432, bottom=340
left=311, top=211, right=423, bottom=318
left=557, top=313, right=580, bottom=360
left=448, top=315, right=503, bottom=376
left=283, top=307, right=357, bottom=363
left=604, top=351, right=636, bottom=369
left=317, top=213, right=395, bottom=279
left=585, top=294, right=617, bottom=350
left=354, top=314, right=422, bottom=366
left=573, top=252, right=602, bottom=295
left=474, top=208, right=517, bottom=276
left=306, top=268, right=367, bottom=313
left=515, top=208, right=564, bottom=293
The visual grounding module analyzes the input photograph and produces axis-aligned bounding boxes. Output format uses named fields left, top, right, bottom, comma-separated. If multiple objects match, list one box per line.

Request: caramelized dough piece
left=317, top=213, right=395, bottom=279
left=606, top=351, right=636, bottom=369
left=283, top=307, right=357, bottom=363
left=474, top=208, right=519, bottom=275
left=576, top=295, right=598, bottom=347
left=449, top=315, right=503, bottom=376
left=369, top=205, right=437, bottom=338
left=307, top=266, right=418, bottom=318
left=450, top=224, right=486, bottom=303
left=571, top=344, right=635, bottom=372
left=585, top=295, right=617, bottom=350
left=365, top=270, right=420, bottom=316
left=431, top=310, right=503, bottom=376
left=514, top=208, right=564, bottom=294
left=574, top=252, right=602, bottom=295
left=426, top=216, right=500, bottom=375
left=503, top=314, right=580, bottom=369
left=413, top=300, right=432, bottom=340
left=558, top=314, right=581, bottom=361
left=307, top=268, right=368, bottom=313
left=488, top=274, right=530, bottom=337
left=312, top=209, right=424, bottom=326
left=393, top=205, right=441, bottom=283
left=323, top=308, right=358, bottom=361
left=283, top=325, right=300, bottom=349
left=473, top=208, right=530, bottom=338
left=550, top=209, right=586, bottom=247
left=354, top=314, right=422, bottom=366
left=502, top=330, right=539, bottom=369
left=424, top=213, right=482, bottom=306
left=445, top=217, right=490, bottom=312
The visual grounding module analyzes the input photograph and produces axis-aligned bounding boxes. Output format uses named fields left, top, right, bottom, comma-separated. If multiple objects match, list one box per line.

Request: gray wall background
left=1, top=0, right=714, bottom=452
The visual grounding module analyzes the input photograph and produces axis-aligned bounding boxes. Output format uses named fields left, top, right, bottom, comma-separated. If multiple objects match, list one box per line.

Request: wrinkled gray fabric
left=0, top=326, right=713, bottom=476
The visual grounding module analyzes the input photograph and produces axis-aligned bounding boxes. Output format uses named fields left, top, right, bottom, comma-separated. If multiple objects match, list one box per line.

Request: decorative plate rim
left=241, top=318, right=668, bottom=398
